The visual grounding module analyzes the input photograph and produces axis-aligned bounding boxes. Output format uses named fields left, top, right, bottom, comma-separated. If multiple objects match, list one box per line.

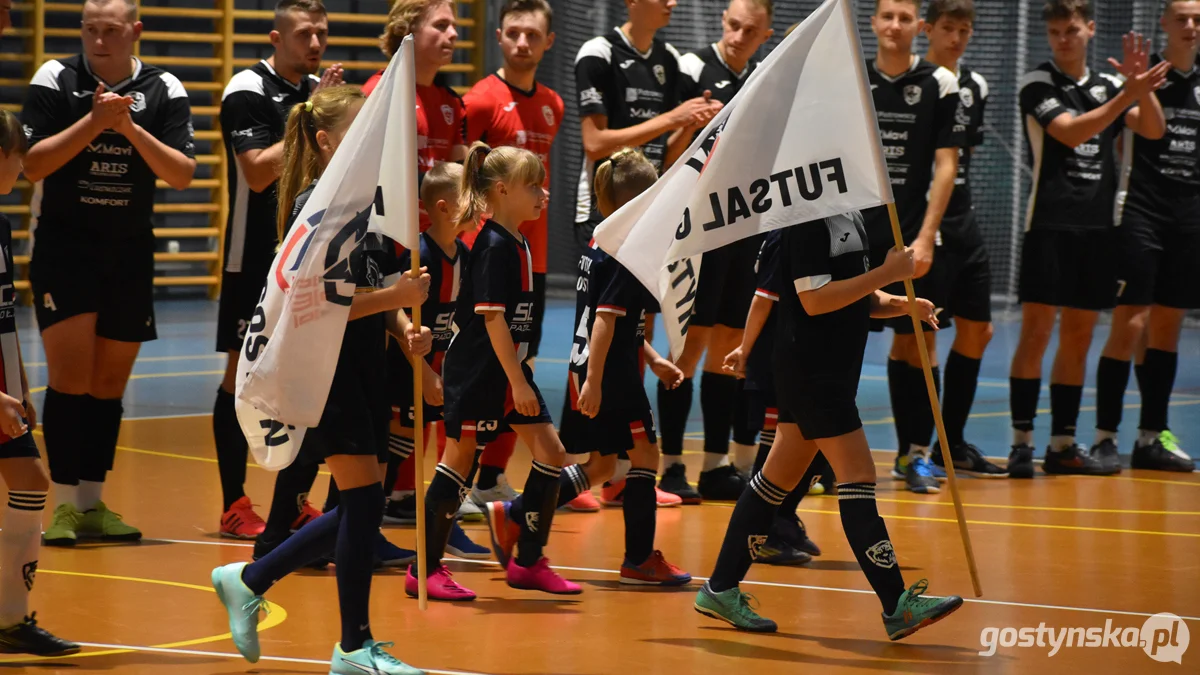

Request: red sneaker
left=599, top=480, right=624, bottom=507
left=483, top=501, right=520, bottom=568
left=220, top=496, right=265, bottom=540
left=620, top=550, right=692, bottom=586
left=564, top=491, right=601, bottom=512
left=656, top=487, right=683, bottom=507
left=506, top=557, right=582, bottom=594
left=290, top=501, right=323, bottom=532
left=405, top=564, right=476, bottom=601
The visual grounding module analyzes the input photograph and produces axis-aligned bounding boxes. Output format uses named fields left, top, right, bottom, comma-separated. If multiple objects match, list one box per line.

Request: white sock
left=610, top=458, right=631, bottom=484
left=78, top=480, right=104, bottom=511
left=731, top=442, right=757, bottom=473
left=909, top=446, right=929, bottom=460
left=0, top=491, right=46, bottom=627
left=663, top=456, right=685, bottom=471
left=1049, top=435, right=1075, bottom=452
left=1012, top=429, right=1033, bottom=447
left=1094, top=430, right=1117, bottom=445
left=1137, top=429, right=1159, bottom=447
left=701, top=452, right=730, bottom=472
left=53, top=483, right=78, bottom=512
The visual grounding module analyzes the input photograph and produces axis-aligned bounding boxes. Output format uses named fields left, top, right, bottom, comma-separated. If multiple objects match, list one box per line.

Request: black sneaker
left=1131, top=432, right=1196, bottom=473
left=0, top=614, right=80, bottom=656
left=772, top=514, right=821, bottom=557
left=1007, top=444, right=1035, bottom=479
left=933, top=441, right=1008, bottom=478
left=253, top=532, right=330, bottom=570
left=754, top=536, right=812, bottom=566
left=1088, top=439, right=1122, bottom=475
left=698, top=464, right=749, bottom=501
left=659, top=463, right=702, bottom=504
left=382, top=494, right=416, bottom=525
left=1043, top=444, right=1109, bottom=476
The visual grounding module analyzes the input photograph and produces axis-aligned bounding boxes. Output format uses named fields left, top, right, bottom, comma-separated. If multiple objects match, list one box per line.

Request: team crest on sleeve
left=441, top=104, right=454, bottom=125
left=904, top=85, right=922, bottom=106
left=959, top=87, right=974, bottom=108
left=1089, top=85, right=1109, bottom=103
left=542, top=105, right=555, bottom=126
left=653, top=65, right=667, bottom=86
left=129, top=91, right=147, bottom=113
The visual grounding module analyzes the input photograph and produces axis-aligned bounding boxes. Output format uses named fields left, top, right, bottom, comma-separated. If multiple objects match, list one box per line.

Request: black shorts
left=388, top=340, right=445, bottom=428
left=527, top=273, right=547, bottom=359
left=0, top=431, right=40, bottom=459
left=1018, top=228, right=1118, bottom=311
left=1115, top=216, right=1200, bottom=310
left=776, top=374, right=862, bottom=441
left=742, top=388, right=779, bottom=435
left=940, top=237, right=993, bottom=324
left=868, top=244, right=950, bottom=334
left=216, top=263, right=271, bottom=353
left=30, top=227, right=156, bottom=343
left=443, top=362, right=552, bottom=444
left=691, top=237, right=761, bottom=329
left=297, top=373, right=391, bottom=465
left=559, top=402, right=657, bottom=456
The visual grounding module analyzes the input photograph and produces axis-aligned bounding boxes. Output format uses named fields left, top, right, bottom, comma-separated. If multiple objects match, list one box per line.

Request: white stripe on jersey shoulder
left=576, top=35, right=613, bottom=65
left=223, top=68, right=266, bottom=100
left=932, top=65, right=960, bottom=98
left=679, top=52, right=705, bottom=83
left=794, top=274, right=832, bottom=293
left=665, top=42, right=683, bottom=63
left=30, top=59, right=66, bottom=90
left=309, top=74, right=321, bottom=84
left=1018, top=69, right=1054, bottom=91
left=1099, top=72, right=1125, bottom=88
left=970, top=70, right=989, bottom=99
left=159, top=71, right=189, bottom=99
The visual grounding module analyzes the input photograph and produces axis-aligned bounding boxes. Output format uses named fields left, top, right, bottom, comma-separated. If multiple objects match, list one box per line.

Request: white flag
left=592, top=0, right=892, bottom=361
left=234, top=36, right=420, bottom=471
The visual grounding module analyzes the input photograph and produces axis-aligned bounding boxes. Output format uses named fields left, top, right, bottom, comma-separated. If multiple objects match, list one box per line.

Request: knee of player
left=7, top=463, right=51, bottom=493
left=626, top=443, right=660, bottom=469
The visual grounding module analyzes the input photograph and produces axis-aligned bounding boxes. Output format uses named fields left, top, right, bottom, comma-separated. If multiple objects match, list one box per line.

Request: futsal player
left=575, top=0, right=723, bottom=502
left=21, top=0, right=196, bottom=545
left=920, top=0, right=1006, bottom=477
left=1007, top=1, right=1169, bottom=478
left=215, top=0, right=342, bottom=541
left=694, top=215, right=963, bottom=639
left=864, top=0, right=963, bottom=494
left=664, top=0, right=776, bottom=501
left=460, top=0, right=567, bottom=510
left=212, top=85, right=433, bottom=675
left=1091, top=0, right=1199, bottom=474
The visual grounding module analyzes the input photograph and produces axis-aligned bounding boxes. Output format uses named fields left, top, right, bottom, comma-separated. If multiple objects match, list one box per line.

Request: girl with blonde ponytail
left=212, top=84, right=437, bottom=675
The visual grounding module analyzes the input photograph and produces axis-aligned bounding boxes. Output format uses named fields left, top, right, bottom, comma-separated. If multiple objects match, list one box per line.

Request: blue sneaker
left=905, top=453, right=941, bottom=494
left=330, top=639, right=424, bottom=675
left=375, top=533, right=417, bottom=568
left=211, top=562, right=268, bottom=663
left=446, top=522, right=490, bottom=560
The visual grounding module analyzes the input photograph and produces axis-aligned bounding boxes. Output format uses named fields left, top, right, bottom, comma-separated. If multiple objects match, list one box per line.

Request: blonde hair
left=457, top=141, right=546, bottom=228
left=594, top=148, right=658, bottom=218
left=0, top=111, right=28, bottom=157
left=379, top=0, right=453, bottom=57
left=276, top=84, right=365, bottom=242
left=420, top=161, right=463, bottom=210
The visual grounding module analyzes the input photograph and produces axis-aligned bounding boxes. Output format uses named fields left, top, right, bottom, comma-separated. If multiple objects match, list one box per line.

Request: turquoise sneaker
left=883, top=579, right=963, bottom=640
left=330, top=640, right=425, bottom=675
left=211, top=562, right=268, bottom=662
left=693, top=582, right=777, bottom=632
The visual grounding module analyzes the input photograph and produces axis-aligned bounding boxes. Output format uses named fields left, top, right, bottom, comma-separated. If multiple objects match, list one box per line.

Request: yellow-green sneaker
left=77, top=501, right=141, bottom=542
left=42, top=504, right=82, bottom=547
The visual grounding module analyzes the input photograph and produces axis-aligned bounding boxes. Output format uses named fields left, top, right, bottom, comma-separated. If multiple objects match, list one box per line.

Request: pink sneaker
left=405, top=564, right=476, bottom=601
left=564, top=491, right=600, bottom=512
left=506, top=557, right=582, bottom=595
left=655, top=487, right=683, bottom=507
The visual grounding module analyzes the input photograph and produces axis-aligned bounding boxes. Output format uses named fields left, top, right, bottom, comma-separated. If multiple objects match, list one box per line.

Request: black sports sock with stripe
left=213, top=388, right=249, bottom=511
left=423, top=464, right=467, bottom=571
left=751, top=429, right=776, bottom=476
left=384, top=435, right=415, bottom=499
left=335, top=483, right=384, bottom=652
left=708, top=473, right=786, bottom=593
left=510, top=464, right=588, bottom=515
left=1009, top=377, right=1041, bottom=434
left=511, top=461, right=562, bottom=567
left=623, top=468, right=657, bottom=565
left=838, top=482, right=905, bottom=615
left=1049, top=384, right=1083, bottom=439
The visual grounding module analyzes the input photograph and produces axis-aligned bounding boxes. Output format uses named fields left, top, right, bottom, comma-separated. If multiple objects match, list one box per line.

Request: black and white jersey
left=944, top=67, right=988, bottom=222
left=21, top=55, right=194, bottom=239
left=863, top=57, right=963, bottom=245
left=1019, top=61, right=1125, bottom=232
left=1119, top=55, right=1200, bottom=231
left=679, top=44, right=755, bottom=109
left=745, top=229, right=782, bottom=394
left=220, top=61, right=318, bottom=273
left=574, top=28, right=684, bottom=223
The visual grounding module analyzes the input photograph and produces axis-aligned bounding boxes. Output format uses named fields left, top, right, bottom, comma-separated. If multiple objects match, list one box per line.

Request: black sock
left=384, top=435, right=415, bottom=498
left=511, top=460, right=561, bottom=567
left=335, top=482, right=384, bottom=652
left=1139, top=349, right=1178, bottom=432
left=213, top=388, right=248, bottom=511
left=623, top=468, right=657, bottom=565
left=708, top=473, right=787, bottom=593
left=781, top=452, right=823, bottom=516
left=731, top=380, right=757, bottom=446
left=262, top=460, right=319, bottom=541
left=423, top=464, right=466, bottom=570
left=243, top=507, right=340, bottom=595
left=477, top=464, right=502, bottom=491
left=837, top=482, right=905, bottom=615
left=80, top=396, right=122, bottom=485
left=323, top=478, right=340, bottom=513
left=905, top=364, right=938, bottom=452
left=700, top=372, right=737, bottom=456
left=942, top=351, right=981, bottom=448
left=42, top=388, right=84, bottom=487
left=1049, top=384, right=1083, bottom=439
left=555, top=464, right=588, bottom=508
left=658, top=378, right=693, bottom=456
left=887, top=360, right=912, bottom=457
left=1095, top=357, right=1130, bottom=434
left=1010, top=377, right=1041, bottom=434
left=751, top=428, right=775, bottom=476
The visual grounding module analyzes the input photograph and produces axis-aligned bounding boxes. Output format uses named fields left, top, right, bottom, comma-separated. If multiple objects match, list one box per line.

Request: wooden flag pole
left=410, top=254, right=428, bottom=611
left=886, top=202, right=983, bottom=598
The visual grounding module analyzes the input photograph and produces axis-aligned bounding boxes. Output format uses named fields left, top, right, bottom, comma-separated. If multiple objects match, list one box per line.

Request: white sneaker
left=470, top=474, right=519, bottom=505
left=456, top=499, right=483, bottom=521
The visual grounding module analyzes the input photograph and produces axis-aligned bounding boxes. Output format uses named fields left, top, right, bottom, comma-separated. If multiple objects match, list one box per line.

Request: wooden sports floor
left=2, top=300, right=1198, bottom=674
